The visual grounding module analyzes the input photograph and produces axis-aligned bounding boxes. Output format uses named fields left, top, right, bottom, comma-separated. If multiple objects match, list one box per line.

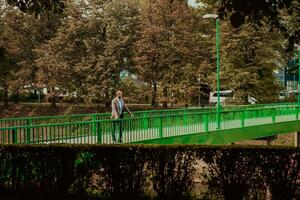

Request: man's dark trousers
left=112, top=112, right=124, bottom=143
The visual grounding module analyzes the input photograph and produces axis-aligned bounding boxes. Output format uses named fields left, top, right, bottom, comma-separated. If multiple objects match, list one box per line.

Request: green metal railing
left=1, top=103, right=299, bottom=144
left=1, top=102, right=299, bottom=128
left=0, top=106, right=222, bottom=128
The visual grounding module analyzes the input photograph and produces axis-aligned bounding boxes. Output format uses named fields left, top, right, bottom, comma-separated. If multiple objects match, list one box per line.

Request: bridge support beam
left=295, top=131, right=300, bottom=147
left=135, top=121, right=300, bottom=145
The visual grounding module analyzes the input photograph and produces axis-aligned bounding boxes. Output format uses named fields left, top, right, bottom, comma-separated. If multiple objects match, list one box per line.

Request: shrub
left=0, top=145, right=299, bottom=200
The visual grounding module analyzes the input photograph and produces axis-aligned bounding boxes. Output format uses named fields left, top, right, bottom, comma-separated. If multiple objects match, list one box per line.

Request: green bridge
left=1, top=102, right=300, bottom=145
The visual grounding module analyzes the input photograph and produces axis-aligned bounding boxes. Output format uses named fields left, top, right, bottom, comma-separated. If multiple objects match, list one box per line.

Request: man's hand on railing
left=111, top=115, right=119, bottom=119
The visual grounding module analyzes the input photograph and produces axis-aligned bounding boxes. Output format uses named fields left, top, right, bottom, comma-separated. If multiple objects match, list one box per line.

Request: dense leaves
left=208, top=0, right=300, bottom=51
left=0, top=0, right=299, bottom=107
left=220, top=21, right=284, bottom=103
left=7, top=0, right=64, bottom=15
left=0, top=145, right=299, bottom=199
left=134, top=0, right=204, bottom=106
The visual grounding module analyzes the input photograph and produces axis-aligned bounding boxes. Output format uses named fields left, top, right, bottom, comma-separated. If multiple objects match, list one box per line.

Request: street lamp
left=203, top=13, right=221, bottom=129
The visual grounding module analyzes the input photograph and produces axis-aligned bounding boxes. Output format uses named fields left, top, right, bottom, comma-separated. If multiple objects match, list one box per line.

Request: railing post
left=216, top=112, right=221, bottom=130
left=97, top=122, right=102, bottom=144
left=143, top=113, right=148, bottom=130
left=12, top=128, right=17, bottom=144
left=203, top=114, right=209, bottom=132
left=272, top=109, right=276, bottom=123
left=26, top=119, right=32, bottom=144
left=92, top=114, right=97, bottom=135
left=159, top=117, right=163, bottom=138
left=241, top=111, right=245, bottom=128
left=183, top=111, right=187, bottom=126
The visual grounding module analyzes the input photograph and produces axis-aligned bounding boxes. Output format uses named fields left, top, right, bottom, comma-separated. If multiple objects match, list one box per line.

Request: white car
left=209, top=90, right=257, bottom=105
left=279, top=91, right=288, bottom=101
left=209, top=90, right=233, bottom=106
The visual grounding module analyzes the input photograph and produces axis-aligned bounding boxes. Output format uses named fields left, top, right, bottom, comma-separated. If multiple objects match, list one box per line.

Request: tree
left=200, top=0, right=299, bottom=52
left=0, top=3, right=61, bottom=106
left=119, top=76, right=149, bottom=104
left=0, top=47, right=15, bottom=106
left=94, top=0, right=140, bottom=106
left=35, top=0, right=103, bottom=107
left=280, top=0, right=300, bottom=52
left=35, top=0, right=139, bottom=107
left=6, top=0, right=64, bottom=16
left=0, top=6, right=23, bottom=106
left=219, top=21, right=285, bottom=104
left=134, top=0, right=204, bottom=107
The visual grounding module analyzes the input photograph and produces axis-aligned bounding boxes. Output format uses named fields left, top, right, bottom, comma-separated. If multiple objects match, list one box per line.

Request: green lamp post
left=203, top=14, right=221, bottom=129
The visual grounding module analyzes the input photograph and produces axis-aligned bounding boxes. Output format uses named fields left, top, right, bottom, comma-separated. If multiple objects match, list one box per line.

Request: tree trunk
left=3, top=83, right=8, bottom=107
left=185, top=101, right=188, bottom=108
left=163, top=87, right=168, bottom=109
left=50, top=87, right=57, bottom=108
left=105, top=91, right=111, bottom=108
left=185, top=93, right=188, bottom=108
left=151, top=81, right=158, bottom=107
left=50, top=96, right=56, bottom=108
left=242, top=94, right=248, bottom=105
left=13, top=90, right=20, bottom=104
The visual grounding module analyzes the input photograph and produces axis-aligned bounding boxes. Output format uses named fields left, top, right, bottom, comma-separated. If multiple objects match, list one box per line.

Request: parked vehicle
left=279, top=91, right=288, bottom=101
left=209, top=90, right=233, bottom=106
left=279, top=90, right=299, bottom=101
left=209, top=90, right=257, bottom=105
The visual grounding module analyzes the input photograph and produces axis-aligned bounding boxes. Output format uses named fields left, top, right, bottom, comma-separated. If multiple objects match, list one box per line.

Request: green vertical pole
left=12, top=128, right=17, bottom=144
left=298, top=48, right=300, bottom=102
left=183, top=111, right=187, bottom=126
left=26, top=119, right=32, bottom=144
left=143, top=113, right=148, bottom=130
left=97, top=122, right=102, bottom=144
left=241, top=111, right=245, bottom=128
left=272, top=109, right=276, bottom=123
left=159, top=117, right=163, bottom=138
left=216, top=18, right=221, bottom=129
left=92, top=114, right=97, bottom=135
left=203, top=114, right=209, bottom=132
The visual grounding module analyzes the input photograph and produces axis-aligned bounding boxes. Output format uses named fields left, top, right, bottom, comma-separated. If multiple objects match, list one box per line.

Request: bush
left=0, top=145, right=299, bottom=200
left=17, top=92, right=45, bottom=102
left=0, top=145, right=78, bottom=199
left=0, top=90, right=3, bottom=102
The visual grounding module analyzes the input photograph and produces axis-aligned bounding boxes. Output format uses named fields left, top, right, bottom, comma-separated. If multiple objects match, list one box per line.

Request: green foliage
left=119, top=77, right=149, bottom=103
left=35, top=0, right=139, bottom=104
left=0, top=3, right=61, bottom=106
left=1, top=0, right=300, bottom=107
left=219, top=21, right=284, bottom=104
left=0, top=145, right=299, bottom=200
left=133, top=0, right=205, bottom=107
left=200, top=0, right=300, bottom=52
left=6, top=0, right=64, bottom=15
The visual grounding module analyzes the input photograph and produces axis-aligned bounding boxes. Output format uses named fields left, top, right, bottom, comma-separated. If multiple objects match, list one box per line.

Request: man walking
left=111, top=90, right=133, bottom=143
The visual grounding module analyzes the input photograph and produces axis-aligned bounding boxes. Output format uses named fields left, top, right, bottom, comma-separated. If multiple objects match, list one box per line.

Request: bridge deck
left=41, top=114, right=297, bottom=144
left=1, top=103, right=300, bottom=145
